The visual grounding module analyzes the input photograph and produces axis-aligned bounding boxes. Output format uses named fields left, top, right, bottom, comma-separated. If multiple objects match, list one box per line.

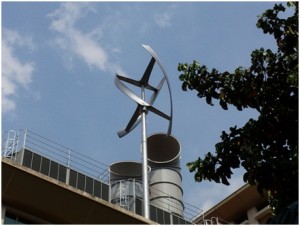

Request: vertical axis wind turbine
left=114, top=45, right=173, bottom=219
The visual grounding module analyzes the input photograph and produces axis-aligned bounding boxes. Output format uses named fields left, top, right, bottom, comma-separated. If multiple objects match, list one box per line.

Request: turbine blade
left=148, top=78, right=165, bottom=105
left=117, top=106, right=142, bottom=138
left=140, top=57, right=155, bottom=85
left=145, top=84, right=158, bottom=92
left=116, top=74, right=141, bottom=87
left=148, top=106, right=171, bottom=120
left=117, top=130, right=128, bottom=138
left=142, top=44, right=173, bottom=136
left=115, top=75, right=150, bottom=107
left=125, top=106, right=142, bottom=132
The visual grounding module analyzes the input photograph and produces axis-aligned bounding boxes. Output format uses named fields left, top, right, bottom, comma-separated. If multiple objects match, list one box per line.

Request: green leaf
left=182, top=82, right=187, bottom=91
left=221, top=176, right=230, bottom=186
left=220, top=100, right=228, bottom=110
left=243, top=172, right=249, bottom=182
left=194, top=172, right=202, bottom=182
left=186, top=162, right=197, bottom=172
left=179, top=74, right=185, bottom=81
left=177, top=2, right=298, bottom=215
left=206, top=95, right=213, bottom=105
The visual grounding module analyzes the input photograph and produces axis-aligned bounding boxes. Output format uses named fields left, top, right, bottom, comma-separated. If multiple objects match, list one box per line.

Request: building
left=2, top=157, right=155, bottom=224
left=2, top=129, right=200, bottom=224
left=195, top=183, right=272, bottom=224
left=2, top=129, right=273, bottom=224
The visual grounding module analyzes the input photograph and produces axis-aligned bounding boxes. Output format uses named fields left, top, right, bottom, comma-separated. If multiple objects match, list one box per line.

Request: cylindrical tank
left=147, top=133, right=184, bottom=217
left=109, top=161, right=145, bottom=212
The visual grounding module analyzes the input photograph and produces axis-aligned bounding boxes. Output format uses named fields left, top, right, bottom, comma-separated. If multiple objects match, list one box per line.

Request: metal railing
left=2, top=129, right=203, bottom=224
left=2, top=129, right=110, bottom=184
left=203, top=216, right=231, bottom=224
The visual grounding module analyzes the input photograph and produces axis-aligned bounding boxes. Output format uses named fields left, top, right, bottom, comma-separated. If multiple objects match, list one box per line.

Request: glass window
left=85, top=176, right=93, bottom=194
left=135, top=198, right=143, bottom=216
left=178, top=216, right=186, bottom=224
left=150, top=205, right=157, bottom=221
left=58, top=165, right=66, bottom=182
left=102, top=183, right=109, bottom=201
left=164, top=210, right=171, bottom=224
left=32, top=153, right=41, bottom=172
left=40, top=157, right=50, bottom=176
left=69, top=169, right=77, bottom=187
left=22, top=150, right=33, bottom=168
left=77, top=173, right=85, bottom=191
left=94, top=180, right=101, bottom=198
left=4, top=213, right=17, bottom=224
left=4, top=212, right=35, bottom=224
left=49, top=161, right=58, bottom=180
left=172, top=215, right=180, bottom=224
left=157, top=208, right=164, bottom=224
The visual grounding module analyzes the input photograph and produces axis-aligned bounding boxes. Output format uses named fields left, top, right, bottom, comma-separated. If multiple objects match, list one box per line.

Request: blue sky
left=2, top=1, right=280, bottom=214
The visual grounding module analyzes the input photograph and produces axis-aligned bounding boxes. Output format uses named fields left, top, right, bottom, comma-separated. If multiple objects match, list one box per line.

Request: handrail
left=2, top=129, right=203, bottom=224
left=2, top=129, right=110, bottom=184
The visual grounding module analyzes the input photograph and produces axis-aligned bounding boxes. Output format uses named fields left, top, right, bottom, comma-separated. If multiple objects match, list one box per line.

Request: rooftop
left=2, top=129, right=202, bottom=224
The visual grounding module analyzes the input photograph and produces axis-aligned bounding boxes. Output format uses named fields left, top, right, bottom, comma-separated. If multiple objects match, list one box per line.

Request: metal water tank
left=147, top=133, right=184, bottom=217
left=109, top=161, right=145, bottom=213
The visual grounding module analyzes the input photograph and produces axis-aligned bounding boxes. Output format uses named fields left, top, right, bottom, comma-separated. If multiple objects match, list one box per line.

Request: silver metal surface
left=109, top=161, right=145, bottom=180
left=109, top=161, right=144, bottom=212
left=141, top=84, right=150, bottom=218
left=115, top=45, right=173, bottom=219
left=114, top=45, right=173, bottom=138
left=147, top=133, right=184, bottom=217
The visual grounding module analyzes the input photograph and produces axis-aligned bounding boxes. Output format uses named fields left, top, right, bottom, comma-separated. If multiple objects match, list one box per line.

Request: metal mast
left=114, top=44, right=173, bottom=219
left=141, top=84, right=150, bottom=218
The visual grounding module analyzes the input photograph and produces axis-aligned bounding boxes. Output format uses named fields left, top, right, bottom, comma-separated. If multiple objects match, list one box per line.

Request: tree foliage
left=178, top=2, right=298, bottom=215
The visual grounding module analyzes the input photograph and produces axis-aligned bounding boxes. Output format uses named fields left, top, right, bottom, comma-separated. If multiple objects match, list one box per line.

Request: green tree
left=178, top=2, right=298, bottom=215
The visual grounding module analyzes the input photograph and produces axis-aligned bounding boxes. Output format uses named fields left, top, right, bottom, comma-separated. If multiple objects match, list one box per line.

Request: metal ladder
left=204, top=217, right=222, bottom=225
left=2, top=130, right=19, bottom=159
left=119, top=181, right=128, bottom=209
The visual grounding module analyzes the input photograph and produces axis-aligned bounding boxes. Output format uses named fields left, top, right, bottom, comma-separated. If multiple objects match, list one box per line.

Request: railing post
left=13, top=130, right=20, bottom=161
left=170, top=211, right=173, bottom=225
left=66, top=149, right=71, bottom=184
left=4, top=131, right=10, bottom=157
left=11, top=130, right=17, bottom=161
left=67, top=149, right=71, bottom=167
left=23, top=129, right=28, bottom=150
left=133, top=179, right=136, bottom=213
left=19, top=129, right=28, bottom=164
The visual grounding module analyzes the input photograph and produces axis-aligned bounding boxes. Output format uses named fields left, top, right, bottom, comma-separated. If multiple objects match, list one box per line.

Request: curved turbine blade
left=116, top=77, right=166, bottom=138
left=117, top=106, right=142, bottom=138
left=115, top=45, right=173, bottom=138
left=142, top=44, right=173, bottom=136
left=149, top=77, right=165, bottom=105
left=114, top=75, right=150, bottom=107
left=140, top=57, right=156, bottom=92
left=116, top=74, right=141, bottom=87
left=148, top=106, right=171, bottom=120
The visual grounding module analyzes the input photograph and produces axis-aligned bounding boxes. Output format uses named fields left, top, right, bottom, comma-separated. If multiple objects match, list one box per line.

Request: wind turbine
left=115, top=44, right=173, bottom=219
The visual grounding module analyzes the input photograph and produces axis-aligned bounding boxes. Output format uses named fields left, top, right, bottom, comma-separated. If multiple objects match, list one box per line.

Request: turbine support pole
left=114, top=45, right=173, bottom=220
left=141, top=84, right=150, bottom=219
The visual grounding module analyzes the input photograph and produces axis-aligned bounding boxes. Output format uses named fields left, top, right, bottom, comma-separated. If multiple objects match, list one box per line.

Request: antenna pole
left=141, top=84, right=150, bottom=219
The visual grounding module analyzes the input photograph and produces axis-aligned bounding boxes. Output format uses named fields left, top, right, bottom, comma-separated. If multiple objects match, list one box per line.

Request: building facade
left=195, top=184, right=272, bottom=224
left=2, top=129, right=274, bottom=224
left=2, top=129, right=198, bottom=224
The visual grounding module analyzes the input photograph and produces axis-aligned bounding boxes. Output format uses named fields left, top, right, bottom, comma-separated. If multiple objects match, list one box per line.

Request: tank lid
left=110, top=161, right=150, bottom=177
